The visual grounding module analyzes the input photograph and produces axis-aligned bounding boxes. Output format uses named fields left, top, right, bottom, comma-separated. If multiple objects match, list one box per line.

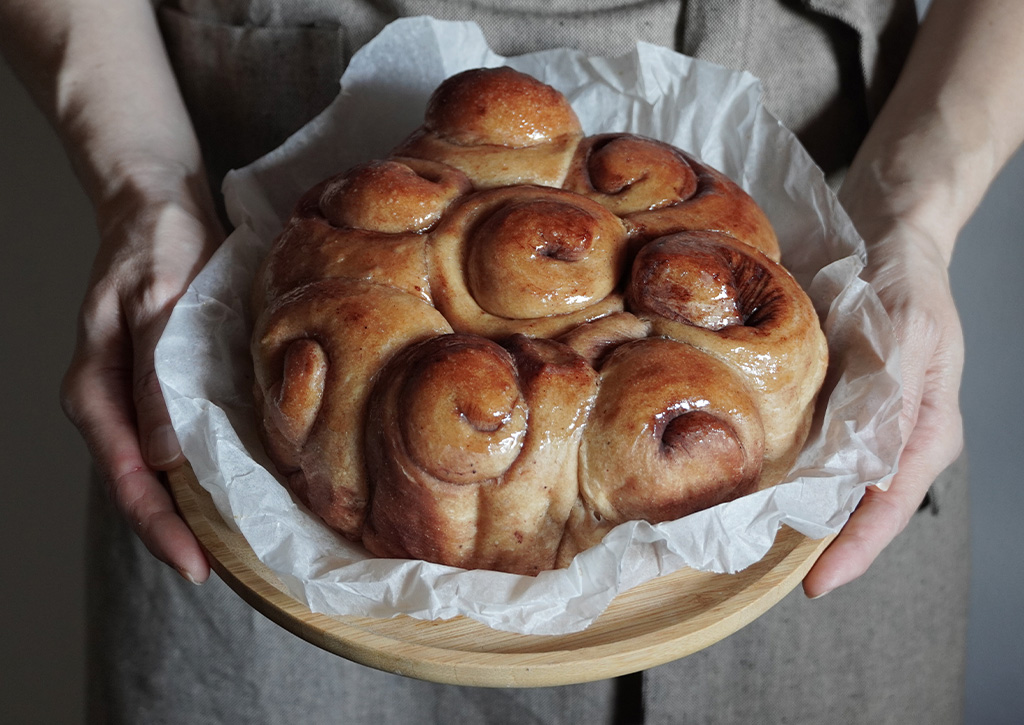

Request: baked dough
left=251, top=67, right=828, bottom=574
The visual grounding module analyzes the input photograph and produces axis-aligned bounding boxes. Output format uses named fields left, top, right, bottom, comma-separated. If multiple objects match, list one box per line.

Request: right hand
left=61, top=163, right=223, bottom=583
left=803, top=208, right=965, bottom=598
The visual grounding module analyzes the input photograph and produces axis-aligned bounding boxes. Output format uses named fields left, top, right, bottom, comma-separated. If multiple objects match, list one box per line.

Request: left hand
left=60, top=164, right=223, bottom=583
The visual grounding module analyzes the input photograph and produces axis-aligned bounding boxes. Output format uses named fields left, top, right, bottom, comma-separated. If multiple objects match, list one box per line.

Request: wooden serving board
left=168, top=463, right=832, bottom=688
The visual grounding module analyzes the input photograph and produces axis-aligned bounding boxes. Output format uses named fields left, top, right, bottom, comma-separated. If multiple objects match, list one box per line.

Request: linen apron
left=87, top=2, right=970, bottom=722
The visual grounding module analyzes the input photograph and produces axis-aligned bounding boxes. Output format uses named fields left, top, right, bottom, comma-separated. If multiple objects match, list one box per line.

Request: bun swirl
left=394, top=67, right=583, bottom=189
left=363, top=334, right=597, bottom=574
left=428, top=185, right=630, bottom=338
left=252, top=278, right=451, bottom=538
left=628, top=231, right=827, bottom=468
left=562, top=337, right=765, bottom=562
left=563, top=133, right=781, bottom=261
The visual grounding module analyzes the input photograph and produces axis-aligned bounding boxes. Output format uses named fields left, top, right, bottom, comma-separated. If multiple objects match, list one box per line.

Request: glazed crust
left=253, top=277, right=453, bottom=537
left=560, top=337, right=766, bottom=564
left=427, top=185, right=629, bottom=338
left=362, top=334, right=597, bottom=574
left=251, top=67, right=827, bottom=573
left=628, top=231, right=828, bottom=468
left=563, top=133, right=781, bottom=261
left=393, top=67, right=584, bottom=189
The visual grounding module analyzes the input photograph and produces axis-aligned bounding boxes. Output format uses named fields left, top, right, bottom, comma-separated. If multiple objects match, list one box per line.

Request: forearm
left=0, top=0, right=204, bottom=208
left=2, top=2, right=220, bottom=581
left=840, top=0, right=1024, bottom=263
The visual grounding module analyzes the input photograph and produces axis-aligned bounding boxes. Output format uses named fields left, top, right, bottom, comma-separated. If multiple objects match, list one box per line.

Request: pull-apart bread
left=251, top=67, right=828, bottom=575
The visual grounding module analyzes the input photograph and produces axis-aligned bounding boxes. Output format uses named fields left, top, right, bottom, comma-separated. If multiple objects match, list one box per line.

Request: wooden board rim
left=168, top=464, right=832, bottom=688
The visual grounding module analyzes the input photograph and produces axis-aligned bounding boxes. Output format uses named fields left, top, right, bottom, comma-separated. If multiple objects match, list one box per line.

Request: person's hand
left=60, top=164, right=223, bottom=583
left=803, top=219, right=964, bottom=598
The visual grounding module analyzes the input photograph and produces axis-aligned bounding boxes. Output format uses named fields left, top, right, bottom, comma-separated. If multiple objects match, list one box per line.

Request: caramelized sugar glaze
left=251, top=67, right=828, bottom=574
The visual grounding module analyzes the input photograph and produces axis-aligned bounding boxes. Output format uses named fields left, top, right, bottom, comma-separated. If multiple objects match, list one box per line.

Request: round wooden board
left=169, top=464, right=832, bottom=688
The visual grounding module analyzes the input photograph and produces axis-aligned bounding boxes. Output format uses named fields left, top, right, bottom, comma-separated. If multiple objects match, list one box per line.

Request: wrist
left=858, top=217, right=953, bottom=287
left=66, top=126, right=209, bottom=214
left=838, top=117, right=989, bottom=269
left=93, top=154, right=207, bottom=210
left=92, top=156, right=223, bottom=260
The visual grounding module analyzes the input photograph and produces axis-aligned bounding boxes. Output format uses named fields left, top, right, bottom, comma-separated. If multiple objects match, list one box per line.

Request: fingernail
left=176, top=566, right=201, bottom=585
left=148, top=424, right=181, bottom=466
left=810, top=587, right=833, bottom=600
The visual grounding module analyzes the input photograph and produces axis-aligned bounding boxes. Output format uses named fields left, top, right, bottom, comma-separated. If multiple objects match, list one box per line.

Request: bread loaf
left=251, top=67, right=828, bottom=574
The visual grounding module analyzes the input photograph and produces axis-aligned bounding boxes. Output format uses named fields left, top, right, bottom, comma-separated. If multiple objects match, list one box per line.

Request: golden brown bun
left=628, top=231, right=827, bottom=468
left=252, top=156, right=471, bottom=318
left=362, top=334, right=597, bottom=575
left=252, top=279, right=452, bottom=537
left=560, top=337, right=765, bottom=564
left=563, top=133, right=781, bottom=261
left=251, top=66, right=827, bottom=573
left=393, top=67, right=584, bottom=189
left=315, top=157, right=471, bottom=233
left=427, top=185, right=629, bottom=338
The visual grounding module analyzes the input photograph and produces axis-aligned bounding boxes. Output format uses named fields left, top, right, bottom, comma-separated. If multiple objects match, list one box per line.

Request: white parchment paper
left=155, top=17, right=903, bottom=635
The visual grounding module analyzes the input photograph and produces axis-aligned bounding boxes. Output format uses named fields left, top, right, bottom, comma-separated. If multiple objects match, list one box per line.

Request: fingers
left=109, top=465, right=209, bottom=583
left=59, top=171, right=225, bottom=582
left=62, top=269, right=211, bottom=582
left=803, top=356, right=963, bottom=599
left=126, top=197, right=222, bottom=472
left=800, top=223, right=965, bottom=598
left=801, top=478, right=920, bottom=598
left=63, top=343, right=211, bottom=583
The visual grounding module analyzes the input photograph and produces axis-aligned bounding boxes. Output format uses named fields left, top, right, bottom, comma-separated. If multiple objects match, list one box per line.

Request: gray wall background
left=2, top=40, right=1022, bottom=725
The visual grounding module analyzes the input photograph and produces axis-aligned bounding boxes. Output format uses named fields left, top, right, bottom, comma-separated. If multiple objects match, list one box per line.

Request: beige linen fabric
left=86, top=2, right=968, bottom=723
left=157, top=0, right=915, bottom=187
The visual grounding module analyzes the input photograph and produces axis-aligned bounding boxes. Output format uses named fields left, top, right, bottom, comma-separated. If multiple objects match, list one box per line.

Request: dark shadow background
left=2, top=34, right=1022, bottom=725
